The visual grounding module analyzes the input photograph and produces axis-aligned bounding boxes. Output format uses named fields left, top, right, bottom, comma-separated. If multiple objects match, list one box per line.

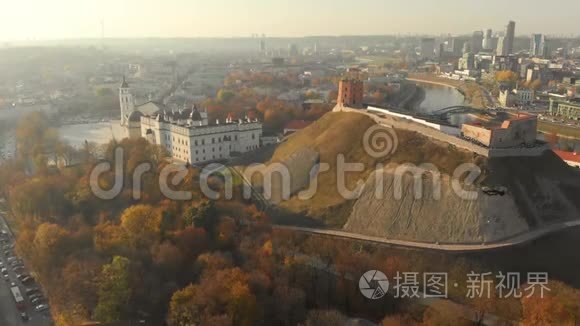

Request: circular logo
left=363, top=125, right=398, bottom=159
left=359, top=270, right=389, bottom=299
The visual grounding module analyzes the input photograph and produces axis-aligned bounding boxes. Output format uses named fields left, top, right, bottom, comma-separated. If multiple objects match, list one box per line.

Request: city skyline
left=1, top=0, right=580, bottom=42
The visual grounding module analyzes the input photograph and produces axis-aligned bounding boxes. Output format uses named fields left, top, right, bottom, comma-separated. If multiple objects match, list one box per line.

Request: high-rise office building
left=471, top=31, right=484, bottom=54
left=288, top=43, right=299, bottom=57
left=449, top=37, right=464, bottom=56
left=420, top=38, right=436, bottom=59
left=459, top=52, right=475, bottom=70
left=482, top=29, right=493, bottom=51
left=530, top=34, right=547, bottom=57
left=504, top=20, right=516, bottom=55
left=462, top=41, right=472, bottom=55
left=496, top=36, right=507, bottom=56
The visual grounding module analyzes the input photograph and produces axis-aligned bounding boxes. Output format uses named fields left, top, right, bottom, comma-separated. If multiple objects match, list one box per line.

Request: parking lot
left=0, top=205, right=52, bottom=326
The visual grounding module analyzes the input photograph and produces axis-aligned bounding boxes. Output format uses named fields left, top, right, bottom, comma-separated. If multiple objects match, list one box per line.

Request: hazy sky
left=1, top=0, right=579, bottom=41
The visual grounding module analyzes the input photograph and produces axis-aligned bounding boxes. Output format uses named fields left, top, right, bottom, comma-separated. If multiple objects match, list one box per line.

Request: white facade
left=119, top=79, right=262, bottom=164
left=140, top=116, right=262, bottom=163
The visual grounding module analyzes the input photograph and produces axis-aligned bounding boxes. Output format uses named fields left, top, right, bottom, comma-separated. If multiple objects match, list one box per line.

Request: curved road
left=273, top=220, right=580, bottom=253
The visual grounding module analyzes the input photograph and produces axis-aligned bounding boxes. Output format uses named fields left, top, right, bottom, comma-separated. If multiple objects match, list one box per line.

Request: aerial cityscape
left=0, top=1, right=579, bottom=325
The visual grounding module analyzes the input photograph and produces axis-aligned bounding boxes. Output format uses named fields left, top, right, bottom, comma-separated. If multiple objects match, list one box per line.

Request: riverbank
left=407, top=73, right=489, bottom=108
left=384, top=82, right=425, bottom=111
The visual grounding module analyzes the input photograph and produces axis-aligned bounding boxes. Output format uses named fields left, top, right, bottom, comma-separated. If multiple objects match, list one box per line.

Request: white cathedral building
left=119, top=77, right=262, bottom=164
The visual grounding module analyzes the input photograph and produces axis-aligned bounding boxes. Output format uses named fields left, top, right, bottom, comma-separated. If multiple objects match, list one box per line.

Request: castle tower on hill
left=337, top=79, right=364, bottom=108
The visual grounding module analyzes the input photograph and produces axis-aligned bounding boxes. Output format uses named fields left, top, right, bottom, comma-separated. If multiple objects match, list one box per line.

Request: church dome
left=128, top=110, right=143, bottom=122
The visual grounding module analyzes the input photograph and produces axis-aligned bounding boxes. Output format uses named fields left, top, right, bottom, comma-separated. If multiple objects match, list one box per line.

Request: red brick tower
left=337, top=79, right=364, bottom=107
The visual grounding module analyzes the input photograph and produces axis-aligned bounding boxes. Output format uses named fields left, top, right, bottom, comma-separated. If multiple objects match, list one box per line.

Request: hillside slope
left=256, top=111, right=580, bottom=243
left=264, top=112, right=483, bottom=224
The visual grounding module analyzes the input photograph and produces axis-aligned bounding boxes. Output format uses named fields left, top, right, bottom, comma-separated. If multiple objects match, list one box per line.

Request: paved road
left=0, top=208, right=52, bottom=326
left=273, top=220, right=580, bottom=253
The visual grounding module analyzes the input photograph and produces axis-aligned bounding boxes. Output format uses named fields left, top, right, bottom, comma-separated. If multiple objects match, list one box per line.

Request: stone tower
left=119, top=76, right=134, bottom=125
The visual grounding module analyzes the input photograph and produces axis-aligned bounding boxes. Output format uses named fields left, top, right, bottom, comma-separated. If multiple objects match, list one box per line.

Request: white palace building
left=119, top=77, right=262, bottom=164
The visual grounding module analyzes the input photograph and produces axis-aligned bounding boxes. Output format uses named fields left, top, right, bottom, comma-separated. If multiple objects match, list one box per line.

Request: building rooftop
left=553, top=149, right=580, bottom=164
left=464, top=113, right=536, bottom=130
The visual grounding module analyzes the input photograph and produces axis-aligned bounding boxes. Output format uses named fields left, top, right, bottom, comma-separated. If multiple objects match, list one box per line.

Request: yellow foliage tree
left=120, top=204, right=162, bottom=249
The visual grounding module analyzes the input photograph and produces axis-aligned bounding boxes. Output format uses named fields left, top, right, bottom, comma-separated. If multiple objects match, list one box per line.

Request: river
left=0, top=121, right=125, bottom=161
left=58, top=121, right=125, bottom=147
left=415, top=83, right=466, bottom=114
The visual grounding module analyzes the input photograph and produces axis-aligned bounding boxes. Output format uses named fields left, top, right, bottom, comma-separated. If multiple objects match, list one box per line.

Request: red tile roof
left=553, top=150, right=580, bottom=163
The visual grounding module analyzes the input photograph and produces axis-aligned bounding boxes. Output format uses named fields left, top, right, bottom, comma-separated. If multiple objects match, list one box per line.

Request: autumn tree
left=305, top=310, right=347, bottom=326
left=381, top=314, right=419, bottom=325
left=167, top=268, right=257, bottom=325
left=9, top=175, right=73, bottom=220
left=529, top=79, right=542, bottom=90
left=495, top=70, right=519, bottom=87
left=120, top=204, right=162, bottom=250
left=32, top=223, right=71, bottom=272
left=174, top=227, right=209, bottom=260
left=94, top=256, right=131, bottom=323
left=421, top=300, right=471, bottom=326
left=151, top=241, right=184, bottom=273
left=15, top=111, right=59, bottom=161
left=93, top=221, right=127, bottom=255
left=167, top=284, right=202, bottom=325
left=521, top=293, right=572, bottom=325
left=271, top=285, right=307, bottom=325
left=183, top=200, right=217, bottom=232
left=217, top=89, right=235, bottom=103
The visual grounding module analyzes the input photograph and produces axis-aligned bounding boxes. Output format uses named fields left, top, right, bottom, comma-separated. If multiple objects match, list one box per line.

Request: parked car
left=29, top=293, right=43, bottom=301
left=31, top=297, right=44, bottom=305
left=35, top=304, right=49, bottom=312
left=25, top=287, right=39, bottom=296
left=21, top=276, right=34, bottom=284
left=10, top=259, right=23, bottom=266
left=12, top=266, right=25, bottom=273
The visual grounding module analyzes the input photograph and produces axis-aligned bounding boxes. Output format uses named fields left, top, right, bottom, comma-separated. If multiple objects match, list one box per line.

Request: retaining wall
left=335, top=105, right=549, bottom=158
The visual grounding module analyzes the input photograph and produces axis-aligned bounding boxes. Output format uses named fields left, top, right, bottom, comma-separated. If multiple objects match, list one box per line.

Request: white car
left=35, top=304, right=49, bottom=312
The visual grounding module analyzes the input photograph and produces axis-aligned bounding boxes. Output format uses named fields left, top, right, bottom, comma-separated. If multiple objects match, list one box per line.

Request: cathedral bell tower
left=119, top=76, right=135, bottom=126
